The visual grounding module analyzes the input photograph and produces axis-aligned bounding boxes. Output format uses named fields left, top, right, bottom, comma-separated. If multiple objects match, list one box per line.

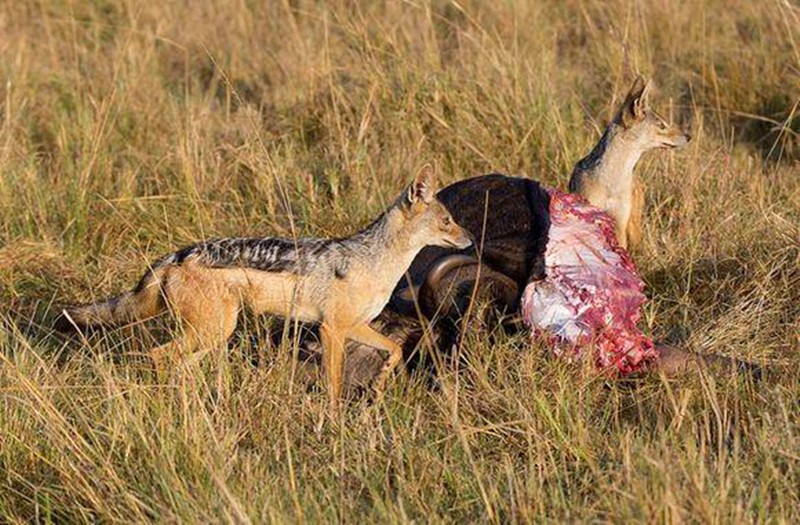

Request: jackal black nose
left=686, top=133, right=692, bottom=142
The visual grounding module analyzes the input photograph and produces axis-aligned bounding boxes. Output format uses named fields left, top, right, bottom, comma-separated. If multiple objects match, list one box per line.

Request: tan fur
left=58, top=165, right=472, bottom=409
left=568, top=76, right=691, bottom=251
left=141, top=262, right=410, bottom=404
left=627, top=178, right=644, bottom=249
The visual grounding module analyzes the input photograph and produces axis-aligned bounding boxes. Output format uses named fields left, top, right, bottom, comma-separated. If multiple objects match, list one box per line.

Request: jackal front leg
left=348, top=324, right=403, bottom=399
left=320, top=323, right=346, bottom=410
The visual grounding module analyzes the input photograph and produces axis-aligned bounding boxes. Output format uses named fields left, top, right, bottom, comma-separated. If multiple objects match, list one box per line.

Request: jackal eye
left=441, top=216, right=452, bottom=226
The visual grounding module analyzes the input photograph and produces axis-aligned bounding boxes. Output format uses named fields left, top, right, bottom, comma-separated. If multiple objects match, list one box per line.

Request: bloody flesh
left=521, top=188, right=659, bottom=374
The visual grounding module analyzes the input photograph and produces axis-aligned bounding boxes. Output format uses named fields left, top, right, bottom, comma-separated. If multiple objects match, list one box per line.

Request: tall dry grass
left=1, top=0, right=798, bottom=522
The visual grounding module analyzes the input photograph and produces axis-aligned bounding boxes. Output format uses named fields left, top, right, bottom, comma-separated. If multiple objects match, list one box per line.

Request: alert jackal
left=568, top=76, right=691, bottom=249
left=56, top=165, right=472, bottom=407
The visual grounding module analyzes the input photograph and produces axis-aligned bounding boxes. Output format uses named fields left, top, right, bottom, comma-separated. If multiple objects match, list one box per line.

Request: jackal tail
left=54, top=267, right=168, bottom=332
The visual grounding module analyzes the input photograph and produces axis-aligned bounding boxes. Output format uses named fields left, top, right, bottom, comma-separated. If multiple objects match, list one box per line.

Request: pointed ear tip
left=629, top=75, right=650, bottom=93
left=627, top=77, right=652, bottom=106
left=416, top=164, right=437, bottom=184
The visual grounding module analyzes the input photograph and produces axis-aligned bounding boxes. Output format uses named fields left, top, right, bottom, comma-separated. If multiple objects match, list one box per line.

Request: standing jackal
left=56, top=165, right=472, bottom=406
left=569, top=76, right=691, bottom=249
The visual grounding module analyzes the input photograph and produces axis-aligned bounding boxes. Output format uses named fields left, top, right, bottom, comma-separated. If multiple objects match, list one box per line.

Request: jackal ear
left=633, top=78, right=652, bottom=118
left=621, top=75, right=651, bottom=125
left=408, top=163, right=437, bottom=205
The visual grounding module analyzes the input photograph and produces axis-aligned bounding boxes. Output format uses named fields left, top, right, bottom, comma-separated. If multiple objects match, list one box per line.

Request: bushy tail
left=54, top=267, right=167, bottom=332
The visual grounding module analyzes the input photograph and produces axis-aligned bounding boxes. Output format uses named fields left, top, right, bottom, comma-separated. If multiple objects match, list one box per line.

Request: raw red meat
left=521, top=188, right=659, bottom=374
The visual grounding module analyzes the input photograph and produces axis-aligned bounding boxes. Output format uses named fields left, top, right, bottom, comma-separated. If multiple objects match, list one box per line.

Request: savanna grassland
left=1, top=1, right=798, bottom=522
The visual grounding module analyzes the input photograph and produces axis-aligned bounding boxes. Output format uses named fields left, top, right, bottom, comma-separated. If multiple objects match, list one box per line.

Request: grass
left=1, top=0, right=798, bottom=522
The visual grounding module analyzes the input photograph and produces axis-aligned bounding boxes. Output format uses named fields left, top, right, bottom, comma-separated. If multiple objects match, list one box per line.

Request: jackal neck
left=347, top=206, right=426, bottom=274
left=572, top=123, right=643, bottom=193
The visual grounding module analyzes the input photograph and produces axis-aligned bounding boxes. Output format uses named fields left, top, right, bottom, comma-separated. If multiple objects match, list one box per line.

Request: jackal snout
left=429, top=200, right=473, bottom=249
left=647, top=111, right=691, bottom=149
left=403, top=164, right=472, bottom=250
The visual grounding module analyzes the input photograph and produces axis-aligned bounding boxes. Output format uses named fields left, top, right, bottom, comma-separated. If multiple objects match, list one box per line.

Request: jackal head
left=614, top=76, right=691, bottom=151
left=400, top=164, right=472, bottom=250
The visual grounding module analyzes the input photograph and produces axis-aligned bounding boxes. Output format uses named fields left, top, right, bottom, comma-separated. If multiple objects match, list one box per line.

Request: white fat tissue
left=521, top=188, right=659, bottom=374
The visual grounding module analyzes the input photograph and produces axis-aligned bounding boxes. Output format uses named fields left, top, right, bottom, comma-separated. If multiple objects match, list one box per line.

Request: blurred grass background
left=0, top=0, right=798, bottom=522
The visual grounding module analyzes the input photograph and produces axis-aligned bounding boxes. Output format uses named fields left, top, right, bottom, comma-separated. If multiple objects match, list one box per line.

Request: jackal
left=568, top=76, right=691, bottom=249
left=55, top=165, right=472, bottom=406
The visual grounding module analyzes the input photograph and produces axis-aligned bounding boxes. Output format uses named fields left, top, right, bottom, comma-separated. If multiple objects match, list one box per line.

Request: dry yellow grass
left=1, top=1, right=798, bottom=522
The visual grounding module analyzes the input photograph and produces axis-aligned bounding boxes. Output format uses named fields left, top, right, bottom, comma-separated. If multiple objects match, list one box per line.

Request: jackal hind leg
left=149, top=267, right=239, bottom=376
left=348, top=324, right=403, bottom=400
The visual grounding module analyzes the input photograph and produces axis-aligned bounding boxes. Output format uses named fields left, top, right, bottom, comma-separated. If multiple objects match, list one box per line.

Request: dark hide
left=397, top=174, right=551, bottom=300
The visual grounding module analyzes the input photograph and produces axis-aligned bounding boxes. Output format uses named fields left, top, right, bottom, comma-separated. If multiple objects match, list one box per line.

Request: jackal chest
left=332, top=278, right=394, bottom=325
left=360, top=292, right=392, bottom=322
